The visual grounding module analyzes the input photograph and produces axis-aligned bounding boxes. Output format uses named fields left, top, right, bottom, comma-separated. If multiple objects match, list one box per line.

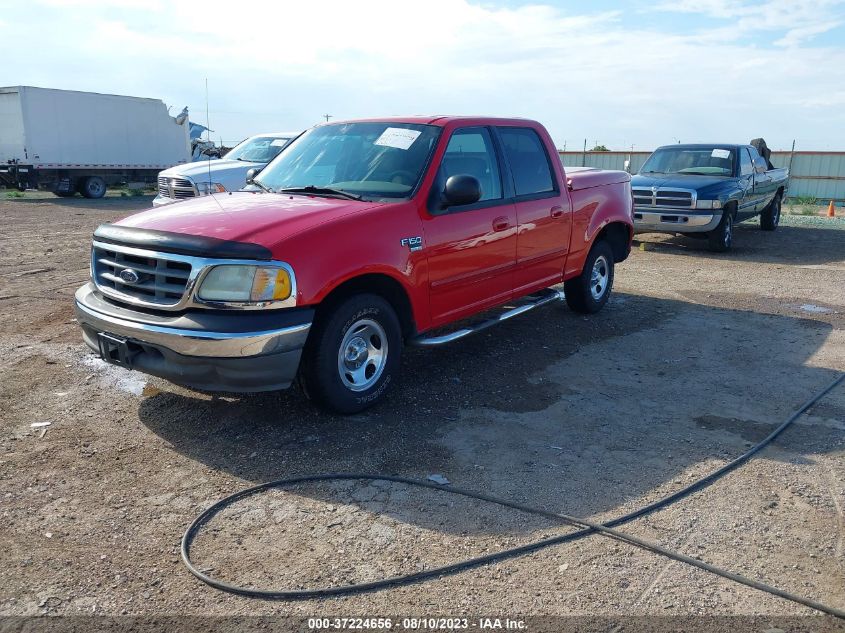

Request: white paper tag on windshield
left=711, top=149, right=731, bottom=159
left=374, top=127, right=421, bottom=150
left=270, top=138, right=289, bottom=147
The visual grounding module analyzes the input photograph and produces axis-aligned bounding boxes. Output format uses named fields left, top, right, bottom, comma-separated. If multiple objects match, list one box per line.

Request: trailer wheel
left=80, top=176, right=106, bottom=199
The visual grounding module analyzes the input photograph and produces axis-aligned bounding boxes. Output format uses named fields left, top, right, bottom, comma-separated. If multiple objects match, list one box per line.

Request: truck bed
left=566, top=166, right=631, bottom=191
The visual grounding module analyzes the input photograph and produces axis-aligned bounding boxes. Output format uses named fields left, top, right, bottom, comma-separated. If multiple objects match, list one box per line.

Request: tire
left=760, top=193, right=781, bottom=231
left=79, top=176, right=107, bottom=199
left=707, top=210, right=733, bottom=252
left=301, top=294, right=402, bottom=414
left=564, top=240, right=614, bottom=314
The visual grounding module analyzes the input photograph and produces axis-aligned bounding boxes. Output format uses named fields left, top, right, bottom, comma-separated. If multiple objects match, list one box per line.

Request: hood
left=116, top=192, right=382, bottom=251
left=631, top=173, right=733, bottom=191
left=159, top=159, right=264, bottom=186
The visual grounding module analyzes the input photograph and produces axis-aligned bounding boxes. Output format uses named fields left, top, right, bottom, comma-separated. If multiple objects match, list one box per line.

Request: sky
left=1, top=0, right=844, bottom=151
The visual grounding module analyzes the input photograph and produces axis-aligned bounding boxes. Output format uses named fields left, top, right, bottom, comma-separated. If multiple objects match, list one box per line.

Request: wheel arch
left=595, top=221, right=633, bottom=263
left=314, top=273, right=417, bottom=340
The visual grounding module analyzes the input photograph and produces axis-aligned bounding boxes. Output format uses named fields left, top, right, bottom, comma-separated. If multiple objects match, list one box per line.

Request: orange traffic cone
left=828, top=200, right=836, bottom=218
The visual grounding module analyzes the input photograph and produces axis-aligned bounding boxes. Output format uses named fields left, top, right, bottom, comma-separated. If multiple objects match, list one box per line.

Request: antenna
left=205, top=79, right=211, bottom=184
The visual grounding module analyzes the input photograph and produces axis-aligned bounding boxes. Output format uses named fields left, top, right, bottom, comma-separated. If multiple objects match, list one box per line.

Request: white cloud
left=653, top=0, right=845, bottom=47
left=1, top=0, right=844, bottom=149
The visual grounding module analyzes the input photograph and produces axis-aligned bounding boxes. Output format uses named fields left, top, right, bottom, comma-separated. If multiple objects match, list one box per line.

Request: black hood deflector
left=92, top=224, right=272, bottom=261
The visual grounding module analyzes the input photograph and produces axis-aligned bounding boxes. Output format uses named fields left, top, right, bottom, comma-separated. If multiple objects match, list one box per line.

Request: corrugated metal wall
left=559, top=151, right=845, bottom=202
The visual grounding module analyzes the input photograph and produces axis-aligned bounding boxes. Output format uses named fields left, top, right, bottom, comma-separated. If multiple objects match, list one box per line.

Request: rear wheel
left=79, top=176, right=107, bottom=199
left=301, top=294, right=402, bottom=414
left=760, top=193, right=781, bottom=231
left=707, top=210, right=733, bottom=252
left=564, top=240, right=614, bottom=314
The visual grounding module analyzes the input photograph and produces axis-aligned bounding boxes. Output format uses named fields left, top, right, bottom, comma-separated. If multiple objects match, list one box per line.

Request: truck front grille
left=93, top=244, right=193, bottom=307
left=633, top=188, right=695, bottom=208
left=157, top=176, right=196, bottom=200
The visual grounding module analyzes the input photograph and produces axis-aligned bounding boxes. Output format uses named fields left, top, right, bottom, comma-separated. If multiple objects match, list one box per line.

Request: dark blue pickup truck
left=632, top=142, right=788, bottom=251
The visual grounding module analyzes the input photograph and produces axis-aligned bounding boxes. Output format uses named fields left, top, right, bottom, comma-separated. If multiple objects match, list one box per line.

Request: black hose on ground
left=181, top=374, right=845, bottom=618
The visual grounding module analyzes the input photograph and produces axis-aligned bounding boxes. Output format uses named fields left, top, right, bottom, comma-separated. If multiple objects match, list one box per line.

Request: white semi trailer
left=0, top=86, right=190, bottom=198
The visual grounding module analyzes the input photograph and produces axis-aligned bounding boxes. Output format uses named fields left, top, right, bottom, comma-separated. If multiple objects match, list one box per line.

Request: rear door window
left=498, top=127, right=556, bottom=196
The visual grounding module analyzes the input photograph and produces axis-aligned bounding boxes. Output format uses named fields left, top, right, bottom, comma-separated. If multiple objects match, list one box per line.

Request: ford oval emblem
left=119, top=268, right=140, bottom=284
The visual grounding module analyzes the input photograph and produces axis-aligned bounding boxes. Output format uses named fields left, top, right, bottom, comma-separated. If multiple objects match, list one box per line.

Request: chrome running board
left=409, top=288, right=565, bottom=347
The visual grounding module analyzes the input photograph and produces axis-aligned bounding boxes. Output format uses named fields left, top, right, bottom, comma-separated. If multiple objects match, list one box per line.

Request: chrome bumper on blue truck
left=74, top=283, right=313, bottom=392
left=633, top=208, right=722, bottom=233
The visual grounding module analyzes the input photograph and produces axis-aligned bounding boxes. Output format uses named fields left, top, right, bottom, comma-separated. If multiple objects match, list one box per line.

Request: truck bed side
left=563, top=168, right=633, bottom=280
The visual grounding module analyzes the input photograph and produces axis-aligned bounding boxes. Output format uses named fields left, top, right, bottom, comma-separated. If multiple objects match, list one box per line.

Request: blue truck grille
left=633, top=189, right=694, bottom=208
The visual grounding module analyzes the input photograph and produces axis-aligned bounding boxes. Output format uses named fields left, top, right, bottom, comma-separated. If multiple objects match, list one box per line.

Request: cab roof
left=319, top=115, right=539, bottom=127
left=656, top=143, right=747, bottom=151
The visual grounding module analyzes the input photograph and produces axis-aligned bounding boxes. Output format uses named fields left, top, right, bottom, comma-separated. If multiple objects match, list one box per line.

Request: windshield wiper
left=252, top=180, right=274, bottom=193
left=641, top=170, right=664, bottom=174
left=278, top=186, right=362, bottom=201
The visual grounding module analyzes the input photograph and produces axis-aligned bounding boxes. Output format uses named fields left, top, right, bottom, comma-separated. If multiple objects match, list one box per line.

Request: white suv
left=153, top=132, right=299, bottom=206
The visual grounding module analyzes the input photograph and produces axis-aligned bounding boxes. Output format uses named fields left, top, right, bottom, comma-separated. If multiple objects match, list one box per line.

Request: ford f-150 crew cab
left=631, top=142, right=788, bottom=252
left=75, top=116, right=633, bottom=413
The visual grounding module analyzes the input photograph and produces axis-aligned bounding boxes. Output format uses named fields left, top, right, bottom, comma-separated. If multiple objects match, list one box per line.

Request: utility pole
left=323, top=114, right=332, bottom=122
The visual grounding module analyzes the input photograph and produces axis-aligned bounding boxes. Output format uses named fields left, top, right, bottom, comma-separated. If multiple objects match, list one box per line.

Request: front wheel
left=760, top=193, right=781, bottom=231
left=301, top=294, right=402, bottom=414
left=707, top=211, right=733, bottom=252
left=564, top=240, right=614, bottom=314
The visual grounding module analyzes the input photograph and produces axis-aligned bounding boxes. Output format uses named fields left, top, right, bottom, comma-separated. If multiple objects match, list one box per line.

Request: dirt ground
left=0, top=195, right=844, bottom=620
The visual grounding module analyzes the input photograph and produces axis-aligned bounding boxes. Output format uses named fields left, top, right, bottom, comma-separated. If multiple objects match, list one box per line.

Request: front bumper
left=74, top=282, right=313, bottom=392
left=633, top=208, right=722, bottom=234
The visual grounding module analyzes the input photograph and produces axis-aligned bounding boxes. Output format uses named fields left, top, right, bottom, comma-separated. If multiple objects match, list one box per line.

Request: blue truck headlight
left=197, top=265, right=292, bottom=303
left=695, top=199, right=722, bottom=209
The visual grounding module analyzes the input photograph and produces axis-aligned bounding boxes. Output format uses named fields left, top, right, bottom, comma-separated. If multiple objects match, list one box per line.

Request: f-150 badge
left=400, top=236, right=423, bottom=251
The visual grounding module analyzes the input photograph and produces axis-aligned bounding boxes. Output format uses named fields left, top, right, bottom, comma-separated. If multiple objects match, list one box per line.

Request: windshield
left=640, top=147, right=735, bottom=176
left=254, top=122, right=441, bottom=199
left=224, top=136, right=292, bottom=163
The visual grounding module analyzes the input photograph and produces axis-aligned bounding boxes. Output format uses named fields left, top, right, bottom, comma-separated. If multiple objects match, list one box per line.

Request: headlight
left=695, top=199, right=722, bottom=209
left=197, top=265, right=292, bottom=303
left=196, top=182, right=227, bottom=195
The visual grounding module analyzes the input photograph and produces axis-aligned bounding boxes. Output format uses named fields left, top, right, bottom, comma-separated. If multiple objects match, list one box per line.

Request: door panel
left=736, top=147, right=757, bottom=219
left=512, top=198, right=570, bottom=293
left=422, top=206, right=517, bottom=324
left=422, top=126, right=517, bottom=326
left=497, top=126, right=571, bottom=294
left=748, top=146, right=772, bottom=214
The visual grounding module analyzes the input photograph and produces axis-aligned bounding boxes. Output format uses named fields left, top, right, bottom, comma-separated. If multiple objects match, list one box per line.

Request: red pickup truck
left=75, top=117, right=633, bottom=413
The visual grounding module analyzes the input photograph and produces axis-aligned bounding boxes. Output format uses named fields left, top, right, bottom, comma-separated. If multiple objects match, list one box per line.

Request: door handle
left=550, top=206, right=564, bottom=218
left=492, top=216, right=510, bottom=232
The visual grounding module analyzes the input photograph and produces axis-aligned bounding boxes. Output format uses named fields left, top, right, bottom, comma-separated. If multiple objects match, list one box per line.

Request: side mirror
left=443, top=174, right=482, bottom=207
left=245, top=167, right=262, bottom=184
